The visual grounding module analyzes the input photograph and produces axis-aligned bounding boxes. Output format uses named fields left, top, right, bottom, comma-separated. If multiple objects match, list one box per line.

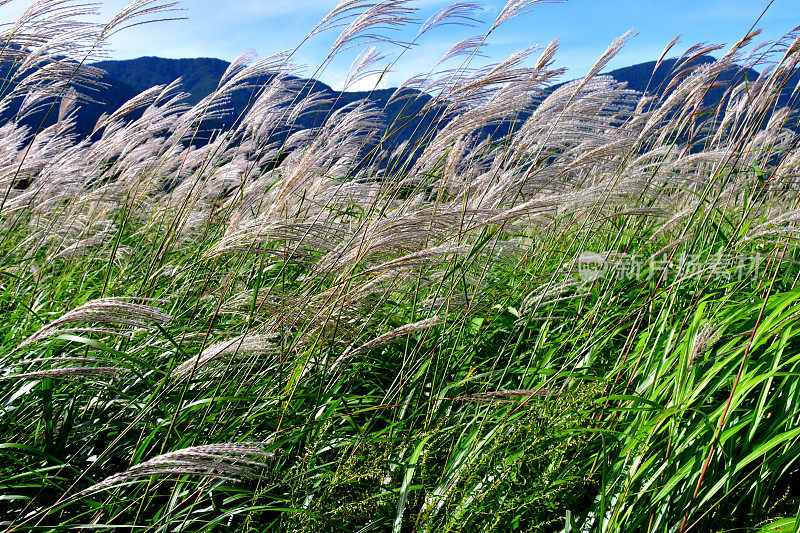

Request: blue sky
left=2, top=1, right=799, bottom=90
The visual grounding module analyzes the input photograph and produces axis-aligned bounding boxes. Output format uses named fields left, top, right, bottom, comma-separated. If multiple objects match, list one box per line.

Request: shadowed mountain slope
left=91, top=57, right=230, bottom=106
left=3, top=54, right=796, bottom=152
left=0, top=62, right=142, bottom=139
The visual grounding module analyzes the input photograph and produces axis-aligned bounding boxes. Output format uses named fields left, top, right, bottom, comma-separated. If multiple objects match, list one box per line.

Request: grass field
left=1, top=1, right=800, bottom=531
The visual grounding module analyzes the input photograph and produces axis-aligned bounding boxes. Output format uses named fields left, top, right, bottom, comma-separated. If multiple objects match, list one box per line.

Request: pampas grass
left=1, top=0, right=800, bottom=531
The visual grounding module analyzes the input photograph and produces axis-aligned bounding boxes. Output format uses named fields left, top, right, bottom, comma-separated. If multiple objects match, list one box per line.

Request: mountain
left=605, top=56, right=762, bottom=106
left=606, top=56, right=798, bottom=111
left=88, top=54, right=775, bottom=112
left=0, top=62, right=142, bottom=139
left=89, top=55, right=799, bottom=133
left=89, top=57, right=445, bottom=159
left=91, top=57, right=230, bottom=106
left=3, top=54, right=796, bottom=153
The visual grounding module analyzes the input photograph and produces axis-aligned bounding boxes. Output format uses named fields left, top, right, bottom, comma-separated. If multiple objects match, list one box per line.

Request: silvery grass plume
left=311, top=179, right=385, bottom=214
left=357, top=243, right=473, bottom=276
left=570, top=29, right=635, bottom=97
left=3, top=82, right=193, bottom=221
left=314, top=205, right=499, bottom=273
left=0, top=121, right=84, bottom=217
left=50, top=229, right=115, bottom=260
left=89, top=50, right=293, bottom=218
left=0, top=1, right=104, bottom=84
left=436, top=35, right=489, bottom=66
left=474, top=77, right=641, bottom=205
left=208, top=220, right=345, bottom=259
left=233, top=74, right=305, bottom=146
left=330, top=315, right=443, bottom=370
left=50, top=234, right=132, bottom=263
left=446, top=47, right=546, bottom=108
left=314, top=233, right=485, bottom=317
left=0, top=0, right=183, bottom=116
left=14, top=215, right=109, bottom=262
left=305, top=2, right=487, bottom=157
left=172, top=333, right=280, bottom=379
left=309, top=232, right=514, bottom=321
left=638, top=57, right=734, bottom=144
left=521, top=279, right=586, bottom=314
left=242, top=269, right=422, bottom=346
left=418, top=2, right=483, bottom=36
left=76, top=442, right=274, bottom=497
left=310, top=0, right=383, bottom=39
left=99, top=0, right=184, bottom=39
left=490, top=0, right=563, bottom=32
left=454, top=387, right=557, bottom=402
left=410, top=48, right=556, bottom=181
left=746, top=206, right=800, bottom=241
left=199, top=49, right=293, bottom=115
left=1, top=356, right=124, bottom=381
left=17, top=297, right=172, bottom=350
left=408, top=42, right=563, bottom=162
left=343, top=46, right=389, bottom=91
left=264, top=100, right=384, bottom=218
left=328, top=0, right=419, bottom=56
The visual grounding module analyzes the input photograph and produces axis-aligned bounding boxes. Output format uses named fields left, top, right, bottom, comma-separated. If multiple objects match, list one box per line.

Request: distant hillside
left=0, top=63, right=142, bottom=139
left=89, top=54, right=774, bottom=113
left=605, top=56, right=761, bottom=105
left=3, top=54, right=795, bottom=154
left=87, top=56, right=444, bottom=160
left=543, top=56, right=763, bottom=107
left=91, top=57, right=230, bottom=106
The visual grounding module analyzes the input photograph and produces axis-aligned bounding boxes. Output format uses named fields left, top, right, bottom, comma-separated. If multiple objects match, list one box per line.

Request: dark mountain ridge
left=92, top=57, right=231, bottom=106
left=87, top=56, right=444, bottom=157
left=2, top=54, right=797, bottom=159
left=87, top=55, right=797, bottom=136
